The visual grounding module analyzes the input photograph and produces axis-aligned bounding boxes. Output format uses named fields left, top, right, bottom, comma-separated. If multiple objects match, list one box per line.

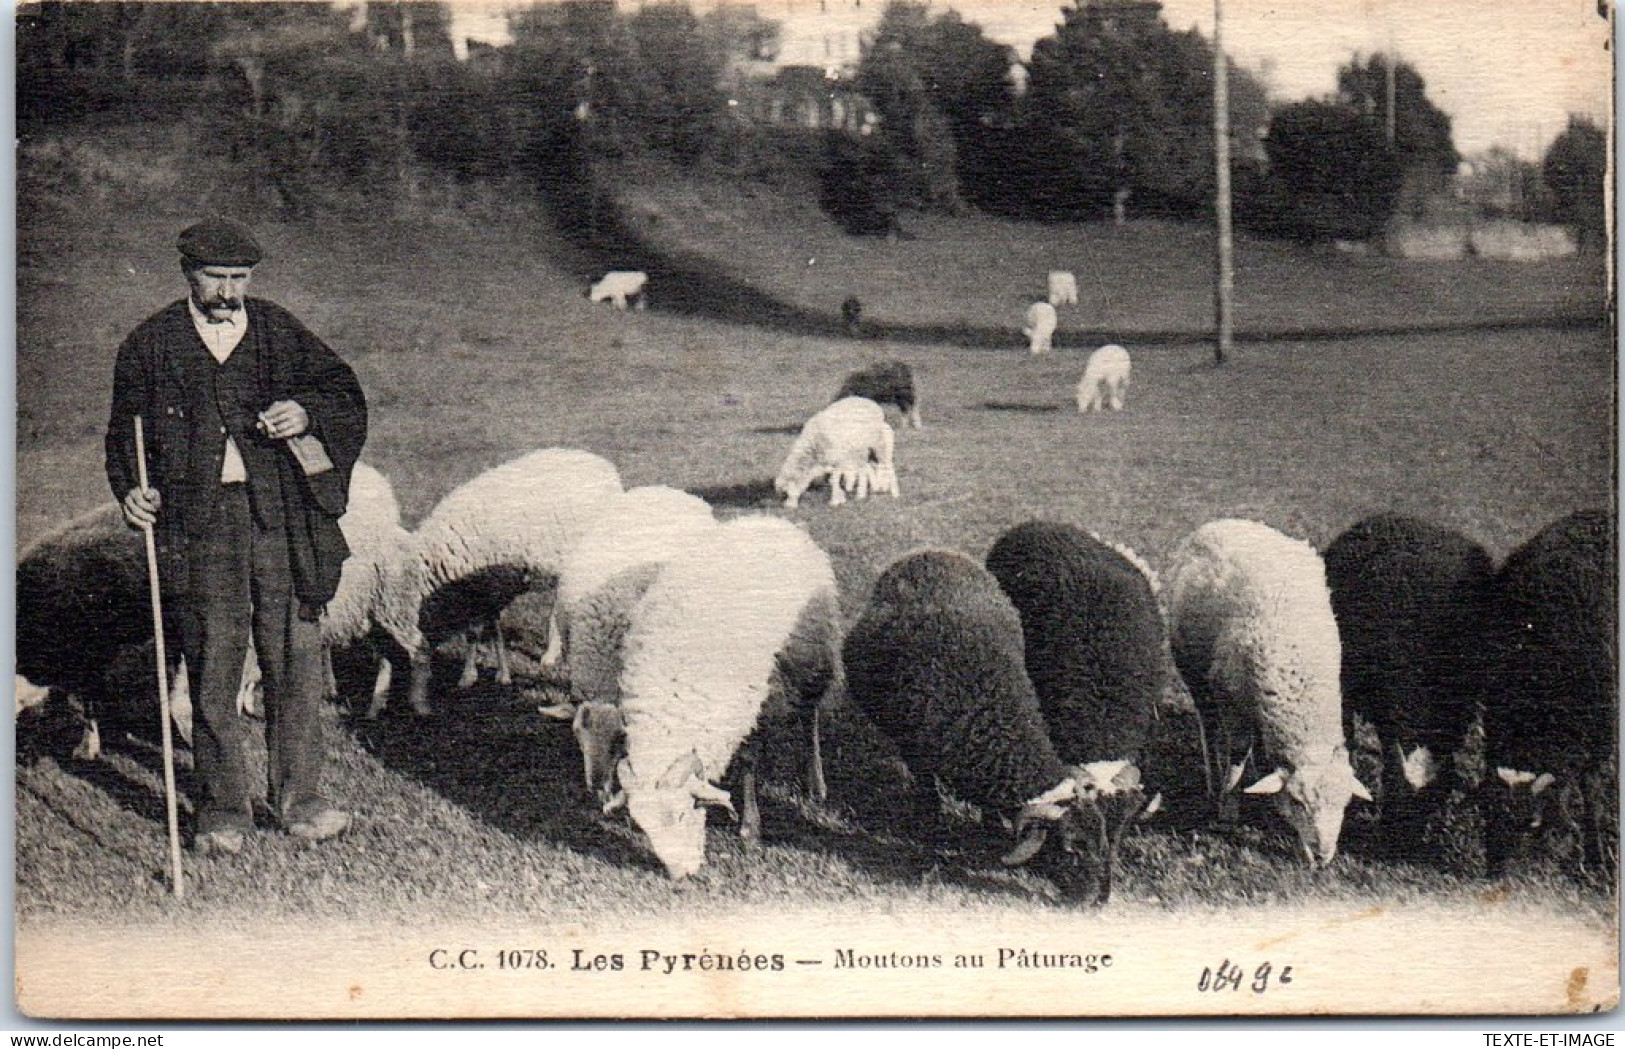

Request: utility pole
left=1213, top=0, right=1233, bottom=363
left=1384, top=49, right=1396, bottom=146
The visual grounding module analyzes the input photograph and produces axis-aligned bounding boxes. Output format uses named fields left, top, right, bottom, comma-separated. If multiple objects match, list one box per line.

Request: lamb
left=1479, top=509, right=1616, bottom=876
left=605, top=515, right=840, bottom=879
left=774, top=396, right=898, bottom=509
left=843, top=549, right=1120, bottom=904
left=986, top=522, right=1173, bottom=898
left=841, top=296, right=864, bottom=336
left=1048, top=270, right=1079, bottom=306
left=370, top=448, right=624, bottom=717
left=1076, top=344, right=1132, bottom=413
left=1322, top=513, right=1495, bottom=858
left=588, top=270, right=649, bottom=310
left=1023, top=300, right=1058, bottom=355
left=1166, top=518, right=1370, bottom=868
left=835, top=360, right=922, bottom=429
left=534, top=485, right=719, bottom=795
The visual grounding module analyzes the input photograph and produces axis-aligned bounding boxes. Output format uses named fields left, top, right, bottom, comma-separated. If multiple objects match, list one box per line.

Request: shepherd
left=105, top=218, right=368, bottom=856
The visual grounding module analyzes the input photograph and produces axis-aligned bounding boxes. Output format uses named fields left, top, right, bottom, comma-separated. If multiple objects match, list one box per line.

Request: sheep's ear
left=1496, top=766, right=1534, bottom=788
left=1243, top=770, right=1287, bottom=795
left=1223, top=762, right=1248, bottom=793
left=1350, top=775, right=1373, bottom=802
left=688, top=777, right=737, bottom=818
left=1398, top=745, right=1437, bottom=791
left=537, top=701, right=577, bottom=721
left=602, top=790, right=628, bottom=816
left=1531, top=772, right=1558, bottom=796
left=1000, top=825, right=1049, bottom=867
left=1139, top=792, right=1164, bottom=819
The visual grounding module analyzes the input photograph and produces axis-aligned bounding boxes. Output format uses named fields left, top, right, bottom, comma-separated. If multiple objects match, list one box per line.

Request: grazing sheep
left=1166, top=519, right=1370, bottom=867
left=1480, top=509, right=1616, bottom=876
left=843, top=549, right=1118, bottom=904
left=588, top=270, right=648, bottom=310
left=1076, top=344, right=1132, bottom=413
left=14, top=503, right=252, bottom=757
left=1323, top=513, right=1495, bottom=858
left=371, top=449, right=623, bottom=718
left=841, top=296, right=864, bottom=336
left=1023, top=301, right=1057, bottom=355
left=835, top=360, right=922, bottom=429
left=606, top=515, right=839, bottom=879
left=1048, top=270, right=1079, bottom=307
left=986, top=522, right=1171, bottom=899
left=536, top=485, right=719, bottom=795
left=775, top=396, right=898, bottom=510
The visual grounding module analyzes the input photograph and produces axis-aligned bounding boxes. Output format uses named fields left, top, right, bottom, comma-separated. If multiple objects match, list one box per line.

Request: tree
left=854, top=3, right=964, bottom=213
left=1265, top=100, right=1403, bottom=241
left=624, top=5, right=727, bottom=164
left=1022, top=0, right=1269, bottom=221
left=1337, top=55, right=1458, bottom=187
left=1543, top=115, right=1607, bottom=250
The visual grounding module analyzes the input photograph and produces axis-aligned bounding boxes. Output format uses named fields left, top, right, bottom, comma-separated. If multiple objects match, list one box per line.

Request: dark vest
left=197, top=323, right=285, bottom=530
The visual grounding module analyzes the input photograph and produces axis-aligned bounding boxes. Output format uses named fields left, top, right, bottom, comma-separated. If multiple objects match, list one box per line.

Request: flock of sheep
left=14, top=273, right=1616, bottom=902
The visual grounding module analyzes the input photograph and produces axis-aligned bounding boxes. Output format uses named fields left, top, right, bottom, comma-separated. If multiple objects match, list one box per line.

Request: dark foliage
left=1542, top=116, right=1609, bottom=251
left=1265, top=101, right=1404, bottom=241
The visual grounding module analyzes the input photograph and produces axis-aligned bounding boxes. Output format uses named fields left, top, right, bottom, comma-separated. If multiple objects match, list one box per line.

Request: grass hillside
left=14, top=137, right=1617, bottom=1016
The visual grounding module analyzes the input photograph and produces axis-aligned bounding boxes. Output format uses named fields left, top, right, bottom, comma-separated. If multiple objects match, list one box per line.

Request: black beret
left=177, top=218, right=262, bottom=267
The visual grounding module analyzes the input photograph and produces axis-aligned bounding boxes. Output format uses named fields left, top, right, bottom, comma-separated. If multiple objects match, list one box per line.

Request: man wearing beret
left=105, top=219, right=368, bottom=855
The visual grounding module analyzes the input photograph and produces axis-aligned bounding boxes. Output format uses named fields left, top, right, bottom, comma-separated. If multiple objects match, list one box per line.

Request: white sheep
left=607, top=515, right=840, bottom=879
left=1023, top=301, right=1057, bottom=354
left=588, top=270, right=649, bottom=310
left=1048, top=270, right=1078, bottom=306
left=1165, top=518, right=1370, bottom=868
left=370, top=449, right=624, bottom=717
left=1076, top=344, right=1132, bottom=413
left=774, top=396, right=898, bottom=509
left=535, top=486, right=719, bottom=794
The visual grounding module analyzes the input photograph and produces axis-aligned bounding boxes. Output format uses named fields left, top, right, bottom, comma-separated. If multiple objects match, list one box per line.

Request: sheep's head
left=1243, top=752, right=1371, bottom=867
left=1000, top=767, right=1148, bottom=906
left=610, top=754, right=734, bottom=880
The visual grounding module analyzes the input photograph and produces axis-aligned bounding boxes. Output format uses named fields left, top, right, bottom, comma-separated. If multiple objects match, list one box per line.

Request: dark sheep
left=842, top=548, right=1116, bottom=903
left=1323, top=513, right=1495, bottom=860
left=835, top=360, right=921, bottom=429
left=1480, top=509, right=1617, bottom=877
left=16, top=503, right=165, bottom=757
left=985, top=522, right=1165, bottom=888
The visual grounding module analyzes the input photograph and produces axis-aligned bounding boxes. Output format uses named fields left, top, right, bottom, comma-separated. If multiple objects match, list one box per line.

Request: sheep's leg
left=72, top=718, right=102, bottom=762
left=806, top=703, right=828, bottom=803
left=365, top=656, right=394, bottom=719
left=458, top=633, right=481, bottom=690
left=737, top=739, right=762, bottom=844
left=492, top=620, right=513, bottom=686
left=908, top=405, right=922, bottom=429
left=539, top=610, right=564, bottom=669
left=1193, top=706, right=1215, bottom=800
left=322, top=646, right=338, bottom=701
left=407, top=649, right=434, bottom=716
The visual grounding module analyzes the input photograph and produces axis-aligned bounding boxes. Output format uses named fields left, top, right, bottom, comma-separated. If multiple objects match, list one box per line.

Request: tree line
left=17, top=0, right=1605, bottom=247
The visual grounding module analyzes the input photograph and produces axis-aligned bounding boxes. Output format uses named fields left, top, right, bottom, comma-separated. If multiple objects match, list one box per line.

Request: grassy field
left=12, top=141, right=1617, bottom=1014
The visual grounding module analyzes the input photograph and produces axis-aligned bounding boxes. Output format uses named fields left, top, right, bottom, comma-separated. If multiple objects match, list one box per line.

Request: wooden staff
left=134, top=416, right=185, bottom=899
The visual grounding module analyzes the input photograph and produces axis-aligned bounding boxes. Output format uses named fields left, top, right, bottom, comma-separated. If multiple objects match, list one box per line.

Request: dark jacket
left=105, top=297, right=368, bottom=611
